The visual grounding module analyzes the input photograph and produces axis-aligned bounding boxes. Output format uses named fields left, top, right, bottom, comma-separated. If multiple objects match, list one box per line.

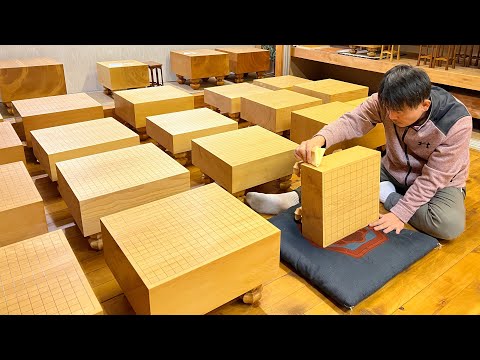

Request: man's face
left=387, top=99, right=431, bottom=128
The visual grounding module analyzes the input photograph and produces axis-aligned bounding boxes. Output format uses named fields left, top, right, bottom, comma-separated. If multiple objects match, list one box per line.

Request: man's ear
left=422, top=99, right=431, bottom=111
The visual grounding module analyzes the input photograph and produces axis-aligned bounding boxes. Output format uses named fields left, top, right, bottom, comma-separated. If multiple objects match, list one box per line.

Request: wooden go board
left=301, top=146, right=380, bottom=247
left=290, top=101, right=386, bottom=153
left=96, top=60, right=149, bottom=91
left=101, top=183, right=281, bottom=314
left=113, top=85, right=194, bottom=129
left=146, top=108, right=238, bottom=154
left=12, top=93, right=104, bottom=147
left=0, top=121, right=25, bottom=165
left=214, top=47, right=270, bottom=77
left=191, top=126, right=298, bottom=193
left=252, top=75, right=312, bottom=91
left=170, top=49, right=229, bottom=80
left=0, top=230, right=102, bottom=314
left=31, top=117, right=140, bottom=181
left=0, top=161, right=47, bottom=247
left=291, top=78, right=369, bottom=104
left=56, top=143, right=190, bottom=237
left=240, top=89, right=322, bottom=133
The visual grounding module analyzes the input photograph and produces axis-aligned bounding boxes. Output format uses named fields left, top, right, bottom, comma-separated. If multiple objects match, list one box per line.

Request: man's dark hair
left=378, top=64, right=431, bottom=111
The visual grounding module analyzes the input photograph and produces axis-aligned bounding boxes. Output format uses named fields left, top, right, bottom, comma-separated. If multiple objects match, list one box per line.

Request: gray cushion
left=268, top=204, right=439, bottom=309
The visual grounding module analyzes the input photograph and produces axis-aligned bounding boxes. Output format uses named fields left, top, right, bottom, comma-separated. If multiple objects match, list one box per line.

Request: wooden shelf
left=291, top=47, right=480, bottom=92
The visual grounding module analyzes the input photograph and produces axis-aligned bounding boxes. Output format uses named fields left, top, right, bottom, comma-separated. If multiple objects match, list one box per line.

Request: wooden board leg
left=103, top=87, right=112, bottom=96
left=232, top=190, right=246, bottom=203
left=172, top=152, right=189, bottom=166
left=242, top=285, right=263, bottom=304
left=190, top=79, right=201, bottom=90
left=176, top=74, right=186, bottom=84
left=256, top=71, right=265, bottom=79
left=227, top=112, right=240, bottom=121
left=202, top=173, right=214, bottom=184
left=5, top=102, right=14, bottom=115
left=278, top=174, right=292, bottom=191
left=88, top=233, right=103, bottom=250
left=233, top=73, right=244, bottom=83
left=215, top=76, right=225, bottom=86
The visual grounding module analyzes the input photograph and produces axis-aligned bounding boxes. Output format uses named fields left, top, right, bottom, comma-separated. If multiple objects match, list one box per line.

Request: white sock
left=245, top=191, right=300, bottom=215
left=379, top=181, right=396, bottom=203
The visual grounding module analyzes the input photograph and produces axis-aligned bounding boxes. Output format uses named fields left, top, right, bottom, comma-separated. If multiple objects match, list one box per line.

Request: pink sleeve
left=390, top=117, right=472, bottom=223
left=316, top=93, right=383, bottom=148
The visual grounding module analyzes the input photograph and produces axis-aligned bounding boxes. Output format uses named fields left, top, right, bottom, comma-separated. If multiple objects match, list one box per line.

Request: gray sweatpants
left=294, top=164, right=466, bottom=240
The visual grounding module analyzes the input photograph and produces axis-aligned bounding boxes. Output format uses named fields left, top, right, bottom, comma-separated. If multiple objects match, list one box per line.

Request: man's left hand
left=369, top=212, right=405, bottom=234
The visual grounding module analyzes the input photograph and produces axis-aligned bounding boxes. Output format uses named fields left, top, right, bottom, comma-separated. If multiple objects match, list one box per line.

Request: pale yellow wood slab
left=56, top=143, right=190, bottom=237
left=0, top=230, right=103, bottom=314
left=101, top=183, right=281, bottom=314
left=113, top=85, right=194, bottom=129
left=301, top=146, right=380, bottom=247
left=146, top=108, right=238, bottom=154
left=31, top=117, right=140, bottom=181
left=12, top=93, right=104, bottom=147
left=96, top=60, right=149, bottom=91
left=204, top=83, right=273, bottom=114
left=291, top=101, right=386, bottom=153
left=215, top=47, right=270, bottom=74
left=292, top=79, right=369, bottom=103
left=191, top=126, right=298, bottom=193
left=0, top=121, right=25, bottom=165
left=0, top=161, right=47, bottom=247
left=252, top=75, right=312, bottom=91
left=0, top=57, right=66, bottom=103
left=241, top=89, right=323, bottom=132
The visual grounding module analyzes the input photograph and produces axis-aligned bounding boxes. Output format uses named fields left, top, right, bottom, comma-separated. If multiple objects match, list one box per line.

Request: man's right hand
left=294, top=135, right=326, bottom=165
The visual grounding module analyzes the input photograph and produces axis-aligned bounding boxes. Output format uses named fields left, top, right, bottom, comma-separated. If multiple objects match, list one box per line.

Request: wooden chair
left=431, top=45, right=456, bottom=70
left=417, top=45, right=435, bottom=67
left=143, top=61, right=164, bottom=86
left=380, top=45, right=400, bottom=61
left=456, top=45, right=480, bottom=67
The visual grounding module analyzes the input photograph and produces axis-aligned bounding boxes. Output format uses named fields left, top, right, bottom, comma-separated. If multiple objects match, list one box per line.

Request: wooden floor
left=22, top=134, right=480, bottom=315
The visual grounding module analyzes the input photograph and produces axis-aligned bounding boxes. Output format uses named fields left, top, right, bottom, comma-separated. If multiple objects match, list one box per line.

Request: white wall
left=0, top=45, right=254, bottom=93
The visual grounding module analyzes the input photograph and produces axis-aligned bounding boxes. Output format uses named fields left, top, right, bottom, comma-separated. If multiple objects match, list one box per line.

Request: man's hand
left=369, top=212, right=405, bottom=234
left=294, top=136, right=326, bottom=165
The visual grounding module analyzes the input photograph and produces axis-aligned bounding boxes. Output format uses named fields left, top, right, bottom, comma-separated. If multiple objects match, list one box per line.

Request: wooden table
left=203, top=83, right=273, bottom=122
left=96, top=60, right=149, bottom=94
left=252, top=75, right=312, bottom=91
left=191, top=126, right=298, bottom=199
left=215, top=47, right=270, bottom=83
left=0, top=57, right=66, bottom=114
left=31, top=117, right=140, bottom=181
left=291, top=79, right=369, bottom=104
left=146, top=108, right=238, bottom=165
left=56, top=143, right=190, bottom=250
left=12, top=93, right=104, bottom=147
left=113, top=85, right=194, bottom=137
left=290, top=101, right=386, bottom=153
left=240, top=89, right=323, bottom=134
left=0, top=161, right=47, bottom=247
left=0, top=122, right=25, bottom=165
left=0, top=230, right=102, bottom=315
left=170, top=49, right=229, bottom=90
left=101, top=183, right=281, bottom=314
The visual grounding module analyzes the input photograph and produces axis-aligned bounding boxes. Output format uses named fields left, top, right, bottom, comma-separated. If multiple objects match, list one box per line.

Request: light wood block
left=56, top=143, right=190, bottom=237
left=301, top=146, right=380, bottom=247
left=291, top=79, right=369, bottom=104
left=101, top=183, right=281, bottom=314
left=12, top=93, right=104, bottom=147
left=0, top=161, right=47, bottom=247
left=146, top=108, right=238, bottom=154
left=252, top=75, right=312, bottom=91
left=96, top=60, right=149, bottom=91
left=345, top=97, right=369, bottom=107
left=170, top=49, right=229, bottom=79
left=191, top=126, right=298, bottom=193
left=0, top=122, right=25, bottom=165
left=31, top=117, right=140, bottom=181
left=0, top=230, right=102, bottom=315
left=203, top=83, right=273, bottom=114
left=291, top=102, right=386, bottom=153
left=113, top=85, right=194, bottom=129
left=215, top=47, right=270, bottom=74
left=0, top=57, right=66, bottom=103
left=240, top=89, right=323, bottom=133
